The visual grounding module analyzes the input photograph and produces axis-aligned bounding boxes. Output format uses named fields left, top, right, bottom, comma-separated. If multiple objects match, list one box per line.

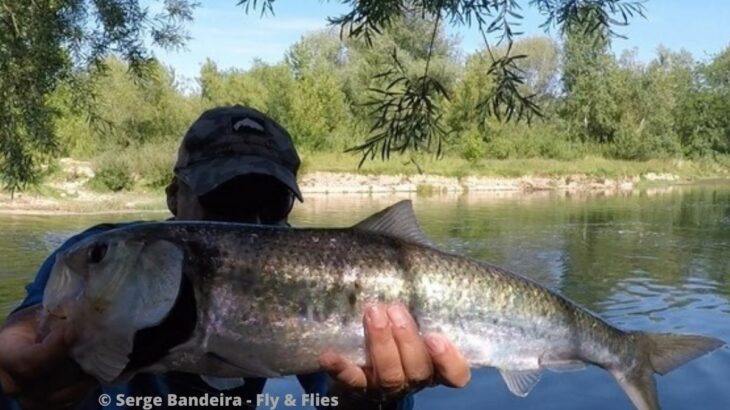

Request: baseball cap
left=174, top=105, right=303, bottom=201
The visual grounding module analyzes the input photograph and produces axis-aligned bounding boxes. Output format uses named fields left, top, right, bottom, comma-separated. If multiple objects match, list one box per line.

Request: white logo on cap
left=233, top=118, right=265, bottom=132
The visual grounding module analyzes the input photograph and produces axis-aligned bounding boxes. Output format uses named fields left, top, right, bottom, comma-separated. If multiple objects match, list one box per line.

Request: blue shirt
left=2, top=222, right=414, bottom=410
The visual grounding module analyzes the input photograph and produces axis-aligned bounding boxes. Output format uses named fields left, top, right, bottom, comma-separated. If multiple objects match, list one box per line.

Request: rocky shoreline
left=0, top=167, right=689, bottom=215
left=298, top=171, right=646, bottom=194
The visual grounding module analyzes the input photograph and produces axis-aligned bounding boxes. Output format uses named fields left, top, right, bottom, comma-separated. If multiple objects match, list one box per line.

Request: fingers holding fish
left=424, top=333, right=471, bottom=388
left=386, top=303, right=434, bottom=386
left=321, top=303, right=447, bottom=401
left=319, top=351, right=368, bottom=389
left=0, top=305, right=68, bottom=388
left=366, top=303, right=467, bottom=392
left=364, top=304, right=407, bottom=393
left=0, top=305, right=97, bottom=408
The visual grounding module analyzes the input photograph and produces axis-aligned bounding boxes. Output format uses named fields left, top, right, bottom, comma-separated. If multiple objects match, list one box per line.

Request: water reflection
left=0, top=184, right=729, bottom=409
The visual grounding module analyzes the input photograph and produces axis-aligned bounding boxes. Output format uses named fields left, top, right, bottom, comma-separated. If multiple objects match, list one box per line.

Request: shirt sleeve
left=11, top=223, right=126, bottom=315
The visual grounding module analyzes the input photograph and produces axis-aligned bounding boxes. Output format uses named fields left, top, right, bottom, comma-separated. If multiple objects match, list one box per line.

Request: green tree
left=608, top=47, right=693, bottom=159
left=561, top=5, right=618, bottom=144
left=241, top=0, right=645, bottom=165
left=200, top=59, right=270, bottom=109
left=199, top=59, right=299, bottom=129
left=0, top=0, right=195, bottom=194
left=676, top=46, right=730, bottom=156
left=91, top=59, right=197, bottom=147
left=283, top=33, right=355, bottom=151
left=510, top=37, right=561, bottom=103
left=288, top=70, right=353, bottom=151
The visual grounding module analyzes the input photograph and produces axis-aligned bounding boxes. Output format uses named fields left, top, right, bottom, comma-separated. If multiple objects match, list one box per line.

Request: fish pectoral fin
left=499, top=369, right=542, bottom=397
left=74, top=332, right=133, bottom=384
left=200, top=375, right=246, bottom=391
left=539, top=354, right=586, bottom=373
left=352, top=200, right=433, bottom=247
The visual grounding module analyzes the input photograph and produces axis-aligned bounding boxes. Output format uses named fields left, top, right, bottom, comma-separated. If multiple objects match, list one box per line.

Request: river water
left=0, top=184, right=728, bottom=409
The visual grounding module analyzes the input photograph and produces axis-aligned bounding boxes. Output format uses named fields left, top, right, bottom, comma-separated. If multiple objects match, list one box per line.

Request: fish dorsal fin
left=499, top=369, right=542, bottom=397
left=352, top=200, right=432, bottom=247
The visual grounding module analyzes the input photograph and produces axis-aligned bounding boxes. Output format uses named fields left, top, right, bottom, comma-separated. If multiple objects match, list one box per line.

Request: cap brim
left=175, top=155, right=303, bottom=201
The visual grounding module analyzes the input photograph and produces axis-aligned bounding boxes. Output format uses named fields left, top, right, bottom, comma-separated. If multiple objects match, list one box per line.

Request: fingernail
left=319, top=352, right=336, bottom=368
left=366, top=304, right=388, bottom=329
left=387, top=304, right=409, bottom=329
left=425, top=334, right=446, bottom=354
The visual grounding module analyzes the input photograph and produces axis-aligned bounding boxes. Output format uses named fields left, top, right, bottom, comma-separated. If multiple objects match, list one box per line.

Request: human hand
left=0, top=305, right=97, bottom=409
left=320, top=303, right=470, bottom=402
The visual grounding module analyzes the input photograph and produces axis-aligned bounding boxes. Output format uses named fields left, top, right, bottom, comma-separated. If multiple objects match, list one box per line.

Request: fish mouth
left=42, top=253, right=85, bottom=321
left=46, top=309, right=68, bottom=320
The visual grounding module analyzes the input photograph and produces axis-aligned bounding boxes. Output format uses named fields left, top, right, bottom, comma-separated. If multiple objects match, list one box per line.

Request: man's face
left=173, top=174, right=294, bottom=225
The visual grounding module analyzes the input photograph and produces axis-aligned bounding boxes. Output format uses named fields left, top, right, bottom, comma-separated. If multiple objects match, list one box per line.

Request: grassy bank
left=301, top=152, right=730, bottom=179
left=85, top=143, right=730, bottom=193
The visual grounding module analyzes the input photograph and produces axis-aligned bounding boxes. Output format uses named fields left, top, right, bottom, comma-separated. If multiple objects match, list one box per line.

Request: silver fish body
left=43, top=201, right=724, bottom=410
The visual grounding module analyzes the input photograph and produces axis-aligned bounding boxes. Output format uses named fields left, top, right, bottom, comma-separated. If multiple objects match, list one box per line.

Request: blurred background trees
left=2, top=0, right=729, bottom=193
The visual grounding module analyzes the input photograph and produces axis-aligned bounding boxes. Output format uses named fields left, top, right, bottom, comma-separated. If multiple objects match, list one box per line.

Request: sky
left=148, top=0, right=730, bottom=83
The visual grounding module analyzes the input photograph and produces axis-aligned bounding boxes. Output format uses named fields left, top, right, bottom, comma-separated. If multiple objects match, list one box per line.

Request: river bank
left=1, top=160, right=725, bottom=214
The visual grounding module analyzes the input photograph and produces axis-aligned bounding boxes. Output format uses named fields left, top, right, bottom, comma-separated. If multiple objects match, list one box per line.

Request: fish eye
left=88, top=242, right=108, bottom=264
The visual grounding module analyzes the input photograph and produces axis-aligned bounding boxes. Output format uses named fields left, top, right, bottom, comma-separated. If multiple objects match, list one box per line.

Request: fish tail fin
left=610, top=332, right=724, bottom=410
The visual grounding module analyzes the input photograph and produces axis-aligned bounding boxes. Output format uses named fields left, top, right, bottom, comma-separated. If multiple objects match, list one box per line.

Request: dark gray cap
left=174, top=105, right=302, bottom=201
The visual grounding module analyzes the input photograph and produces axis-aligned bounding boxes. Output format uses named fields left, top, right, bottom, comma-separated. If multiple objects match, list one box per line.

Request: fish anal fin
left=201, top=375, right=246, bottom=391
left=352, top=200, right=432, bottom=247
left=499, top=369, right=542, bottom=397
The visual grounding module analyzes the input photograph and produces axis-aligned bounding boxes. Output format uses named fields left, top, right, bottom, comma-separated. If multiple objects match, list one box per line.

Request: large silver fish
left=42, top=201, right=724, bottom=410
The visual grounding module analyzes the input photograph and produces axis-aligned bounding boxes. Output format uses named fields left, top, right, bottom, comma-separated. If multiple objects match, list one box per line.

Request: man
left=0, top=105, right=470, bottom=409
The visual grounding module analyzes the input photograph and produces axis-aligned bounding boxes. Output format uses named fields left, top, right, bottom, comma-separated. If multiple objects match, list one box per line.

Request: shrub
left=131, top=142, right=176, bottom=189
left=89, top=158, right=133, bottom=192
left=460, top=126, right=487, bottom=162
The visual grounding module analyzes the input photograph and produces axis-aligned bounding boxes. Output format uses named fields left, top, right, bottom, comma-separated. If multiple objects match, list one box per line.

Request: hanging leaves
left=346, top=49, right=449, bottom=167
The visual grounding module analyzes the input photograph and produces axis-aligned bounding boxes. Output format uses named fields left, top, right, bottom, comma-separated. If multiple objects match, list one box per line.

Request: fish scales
left=118, top=223, right=642, bottom=376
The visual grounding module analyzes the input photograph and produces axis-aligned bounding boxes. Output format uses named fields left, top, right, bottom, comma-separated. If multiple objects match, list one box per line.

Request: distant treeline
left=48, top=16, right=729, bottom=190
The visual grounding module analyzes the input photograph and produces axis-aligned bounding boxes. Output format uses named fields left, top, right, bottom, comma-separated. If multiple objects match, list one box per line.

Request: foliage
left=4, top=1, right=730, bottom=191
left=89, top=157, right=134, bottom=192
left=347, top=50, right=449, bottom=166
left=239, top=0, right=645, bottom=166
left=561, top=4, right=618, bottom=143
left=676, top=46, right=730, bottom=157
left=43, top=28, right=730, bottom=182
left=0, top=0, right=196, bottom=193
